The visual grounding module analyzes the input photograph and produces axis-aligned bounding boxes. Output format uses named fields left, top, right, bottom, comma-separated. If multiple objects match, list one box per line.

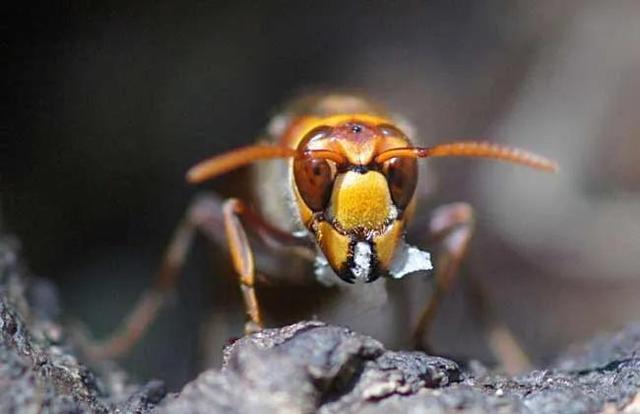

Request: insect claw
left=338, top=270, right=356, bottom=284
left=365, top=272, right=381, bottom=283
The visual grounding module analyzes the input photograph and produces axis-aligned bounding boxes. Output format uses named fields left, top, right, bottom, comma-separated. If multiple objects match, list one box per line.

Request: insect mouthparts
left=351, top=242, right=373, bottom=282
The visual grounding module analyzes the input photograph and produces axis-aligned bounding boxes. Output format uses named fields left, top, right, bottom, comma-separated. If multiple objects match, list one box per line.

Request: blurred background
left=4, top=1, right=640, bottom=390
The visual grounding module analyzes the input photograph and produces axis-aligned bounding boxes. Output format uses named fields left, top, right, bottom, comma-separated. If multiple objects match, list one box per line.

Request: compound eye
left=382, top=157, right=417, bottom=210
left=294, top=156, right=335, bottom=211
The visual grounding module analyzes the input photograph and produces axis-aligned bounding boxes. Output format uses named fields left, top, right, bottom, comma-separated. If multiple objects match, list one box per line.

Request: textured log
left=1, top=235, right=638, bottom=413
left=0, top=236, right=166, bottom=413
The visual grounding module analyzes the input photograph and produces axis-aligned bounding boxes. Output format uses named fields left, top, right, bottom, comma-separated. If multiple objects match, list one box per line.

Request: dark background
left=4, top=1, right=640, bottom=390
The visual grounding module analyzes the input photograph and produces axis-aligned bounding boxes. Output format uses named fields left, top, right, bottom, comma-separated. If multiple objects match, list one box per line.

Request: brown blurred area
left=4, top=1, right=640, bottom=389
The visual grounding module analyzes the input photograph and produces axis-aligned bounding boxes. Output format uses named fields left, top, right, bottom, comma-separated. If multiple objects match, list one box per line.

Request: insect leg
left=222, top=198, right=264, bottom=334
left=412, top=202, right=475, bottom=352
left=465, top=273, right=531, bottom=374
left=83, top=193, right=309, bottom=360
left=411, top=202, right=530, bottom=373
left=82, top=208, right=199, bottom=360
left=220, top=197, right=315, bottom=333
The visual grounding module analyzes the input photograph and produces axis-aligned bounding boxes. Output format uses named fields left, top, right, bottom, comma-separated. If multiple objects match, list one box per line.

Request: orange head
left=186, top=114, right=557, bottom=284
left=290, top=119, right=420, bottom=283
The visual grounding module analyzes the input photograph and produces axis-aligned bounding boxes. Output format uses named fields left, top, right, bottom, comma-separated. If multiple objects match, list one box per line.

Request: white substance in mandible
left=351, top=242, right=372, bottom=281
left=389, top=240, right=433, bottom=279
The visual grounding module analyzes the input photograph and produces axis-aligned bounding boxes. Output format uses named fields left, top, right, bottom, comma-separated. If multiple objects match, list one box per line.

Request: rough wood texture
left=1, top=235, right=639, bottom=413
left=0, top=236, right=166, bottom=413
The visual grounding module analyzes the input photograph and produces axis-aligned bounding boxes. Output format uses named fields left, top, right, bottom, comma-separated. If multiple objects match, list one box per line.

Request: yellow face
left=291, top=116, right=418, bottom=283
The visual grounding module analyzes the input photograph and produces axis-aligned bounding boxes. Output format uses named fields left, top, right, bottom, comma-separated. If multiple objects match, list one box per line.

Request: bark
left=1, top=235, right=638, bottom=413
